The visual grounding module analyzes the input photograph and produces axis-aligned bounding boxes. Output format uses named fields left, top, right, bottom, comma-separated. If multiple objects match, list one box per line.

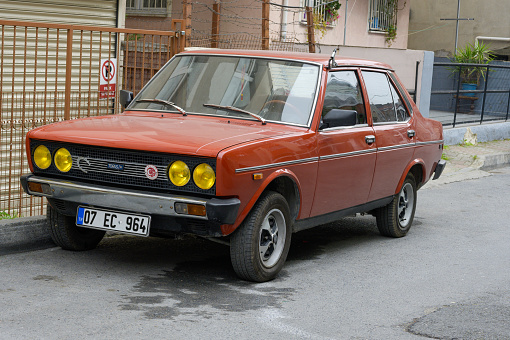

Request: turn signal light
left=174, top=203, right=206, bottom=217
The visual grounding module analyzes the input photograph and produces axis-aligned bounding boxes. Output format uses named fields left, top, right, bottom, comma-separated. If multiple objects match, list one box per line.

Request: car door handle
left=365, top=135, right=376, bottom=145
left=407, top=130, right=416, bottom=138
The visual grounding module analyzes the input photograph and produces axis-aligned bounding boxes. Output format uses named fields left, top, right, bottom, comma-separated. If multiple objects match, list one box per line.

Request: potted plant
left=451, top=41, right=495, bottom=96
left=313, top=0, right=341, bottom=38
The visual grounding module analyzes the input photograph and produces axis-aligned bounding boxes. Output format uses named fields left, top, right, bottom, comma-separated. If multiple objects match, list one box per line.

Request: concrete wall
left=408, top=0, right=510, bottom=57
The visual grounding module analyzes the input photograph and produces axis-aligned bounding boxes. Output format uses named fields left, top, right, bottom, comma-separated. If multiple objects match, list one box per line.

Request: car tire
left=230, top=191, right=292, bottom=282
left=376, top=173, right=417, bottom=238
left=47, top=203, right=105, bottom=251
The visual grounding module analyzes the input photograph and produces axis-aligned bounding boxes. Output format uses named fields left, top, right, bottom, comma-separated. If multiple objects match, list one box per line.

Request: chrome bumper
left=20, top=174, right=240, bottom=225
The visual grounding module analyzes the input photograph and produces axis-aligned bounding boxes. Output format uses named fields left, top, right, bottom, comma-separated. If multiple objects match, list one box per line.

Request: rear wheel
left=47, top=204, right=105, bottom=251
left=230, top=191, right=292, bottom=282
left=376, top=173, right=417, bottom=238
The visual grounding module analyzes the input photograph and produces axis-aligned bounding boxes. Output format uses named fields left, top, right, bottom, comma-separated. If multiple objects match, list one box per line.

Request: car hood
left=27, top=112, right=301, bottom=157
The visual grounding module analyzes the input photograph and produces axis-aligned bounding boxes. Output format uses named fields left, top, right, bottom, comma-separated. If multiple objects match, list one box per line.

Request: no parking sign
left=99, top=58, right=117, bottom=99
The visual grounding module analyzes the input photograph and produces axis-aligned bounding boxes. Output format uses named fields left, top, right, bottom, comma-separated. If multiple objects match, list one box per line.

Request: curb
left=0, top=216, right=55, bottom=255
left=443, top=121, right=510, bottom=145
left=479, top=153, right=510, bottom=171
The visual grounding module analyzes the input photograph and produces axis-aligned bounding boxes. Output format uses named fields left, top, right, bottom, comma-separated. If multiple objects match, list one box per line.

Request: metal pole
left=479, top=65, right=490, bottom=124
left=343, top=0, right=347, bottom=45
left=453, top=65, right=462, bottom=128
left=454, top=0, right=460, bottom=54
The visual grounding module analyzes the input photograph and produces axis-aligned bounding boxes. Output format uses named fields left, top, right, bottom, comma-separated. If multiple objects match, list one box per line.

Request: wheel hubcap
left=397, top=182, right=414, bottom=229
left=259, top=209, right=286, bottom=268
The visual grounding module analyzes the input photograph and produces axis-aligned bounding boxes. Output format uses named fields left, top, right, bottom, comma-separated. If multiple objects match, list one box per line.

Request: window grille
left=127, top=0, right=168, bottom=16
left=301, top=0, right=340, bottom=26
left=368, top=0, right=396, bottom=32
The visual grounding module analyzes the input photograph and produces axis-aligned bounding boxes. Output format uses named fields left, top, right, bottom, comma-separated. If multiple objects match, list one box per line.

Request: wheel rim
left=397, top=182, right=414, bottom=229
left=258, top=209, right=286, bottom=268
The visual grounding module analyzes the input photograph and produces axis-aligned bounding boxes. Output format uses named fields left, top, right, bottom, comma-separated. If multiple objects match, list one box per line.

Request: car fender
left=225, top=168, right=303, bottom=235
left=395, top=158, right=426, bottom=194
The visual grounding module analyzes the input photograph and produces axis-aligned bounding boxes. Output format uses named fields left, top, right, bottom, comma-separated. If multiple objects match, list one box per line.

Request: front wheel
left=376, top=173, right=417, bottom=238
left=47, top=204, right=105, bottom=251
left=230, top=191, right=292, bottom=282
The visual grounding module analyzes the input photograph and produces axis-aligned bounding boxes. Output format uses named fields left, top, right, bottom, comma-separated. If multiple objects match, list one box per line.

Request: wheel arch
left=395, top=159, right=425, bottom=194
left=229, top=169, right=302, bottom=235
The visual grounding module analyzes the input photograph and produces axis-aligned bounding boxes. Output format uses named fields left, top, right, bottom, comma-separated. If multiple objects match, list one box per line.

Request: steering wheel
left=261, top=100, right=301, bottom=121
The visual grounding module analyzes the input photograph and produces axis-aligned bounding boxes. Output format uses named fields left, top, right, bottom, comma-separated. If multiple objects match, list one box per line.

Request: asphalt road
left=1, top=167, right=509, bottom=339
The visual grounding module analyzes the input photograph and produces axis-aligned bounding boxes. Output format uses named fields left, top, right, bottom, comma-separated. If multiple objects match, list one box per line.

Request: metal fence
left=430, top=61, right=510, bottom=128
left=0, top=19, right=185, bottom=218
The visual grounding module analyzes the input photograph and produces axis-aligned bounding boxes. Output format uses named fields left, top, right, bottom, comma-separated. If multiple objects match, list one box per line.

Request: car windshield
left=129, top=55, right=321, bottom=126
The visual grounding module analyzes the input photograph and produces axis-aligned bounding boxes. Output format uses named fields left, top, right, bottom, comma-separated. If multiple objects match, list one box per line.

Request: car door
left=360, top=70, right=416, bottom=202
left=311, top=70, right=377, bottom=217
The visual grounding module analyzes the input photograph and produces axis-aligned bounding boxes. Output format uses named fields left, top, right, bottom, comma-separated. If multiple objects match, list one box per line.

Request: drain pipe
left=281, top=0, right=288, bottom=42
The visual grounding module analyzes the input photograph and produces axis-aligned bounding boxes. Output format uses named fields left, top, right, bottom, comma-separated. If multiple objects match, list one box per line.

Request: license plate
left=76, top=206, right=150, bottom=237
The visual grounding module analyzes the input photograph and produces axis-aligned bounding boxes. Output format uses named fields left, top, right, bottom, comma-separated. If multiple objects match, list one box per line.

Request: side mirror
left=119, top=90, right=134, bottom=108
left=320, top=109, right=357, bottom=129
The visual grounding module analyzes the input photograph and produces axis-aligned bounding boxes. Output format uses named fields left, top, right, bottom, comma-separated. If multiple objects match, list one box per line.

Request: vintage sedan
left=21, top=49, right=445, bottom=282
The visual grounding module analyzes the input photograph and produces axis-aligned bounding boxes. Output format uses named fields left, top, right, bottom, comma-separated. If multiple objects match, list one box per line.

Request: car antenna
left=328, top=48, right=339, bottom=69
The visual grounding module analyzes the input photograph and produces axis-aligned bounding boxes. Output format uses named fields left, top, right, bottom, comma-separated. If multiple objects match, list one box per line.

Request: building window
left=127, top=0, right=169, bottom=16
left=368, top=0, right=397, bottom=32
left=302, top=0, right=341, bottom=27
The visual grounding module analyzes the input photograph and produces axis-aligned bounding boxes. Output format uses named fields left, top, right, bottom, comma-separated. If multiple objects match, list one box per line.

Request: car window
left=389, top=81, right=410, bottom=122
left=362, top=71, right=410, bottom=123
left=130, top=55, right=320, bottom=126
left=322, top=71, right=366, bottom=124
left=361, top=71, right=396, bottom=123
left=389, top=72, right=413, bottom=116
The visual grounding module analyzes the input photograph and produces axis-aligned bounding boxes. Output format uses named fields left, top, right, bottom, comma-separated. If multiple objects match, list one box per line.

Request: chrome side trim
left=377, top=143, right=416, bottom=152
left=416, top=140, right=444, bottom=146
left=320, top=123, right=370, bottom=132
left=235, top=140, right=444, bottom=173
left=320, top=148, right=376, bottom=161
left=235, top=157, right=319, bottom=173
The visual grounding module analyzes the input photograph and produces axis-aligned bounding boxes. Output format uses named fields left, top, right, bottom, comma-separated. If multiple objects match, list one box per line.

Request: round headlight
left=168, top=161, right=190, bottom=186
left=54, top=148, right=73, bottom=172
left=33, top=145, right=51, bottom=169
left=193, top=163, right=215, bottom=190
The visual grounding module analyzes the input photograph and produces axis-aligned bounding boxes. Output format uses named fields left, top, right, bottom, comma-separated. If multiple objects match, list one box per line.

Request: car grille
left=30, top=140, right=216, bottom=196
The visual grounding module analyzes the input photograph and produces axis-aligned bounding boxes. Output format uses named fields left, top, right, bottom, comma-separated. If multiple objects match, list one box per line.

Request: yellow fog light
left=168, top=160, right=190, bottom=186
left=193, top=163, right=215, bottom=190
left=33, top=145, right=52, bottom=169
left=54, top=148, right=73, bottom=172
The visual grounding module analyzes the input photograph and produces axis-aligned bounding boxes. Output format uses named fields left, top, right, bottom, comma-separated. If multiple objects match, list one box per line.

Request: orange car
left=21, top=49, right=445, bottom=282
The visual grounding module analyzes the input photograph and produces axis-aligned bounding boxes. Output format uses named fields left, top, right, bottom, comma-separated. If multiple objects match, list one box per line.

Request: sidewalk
left=424, top=138, right=510, bottom=189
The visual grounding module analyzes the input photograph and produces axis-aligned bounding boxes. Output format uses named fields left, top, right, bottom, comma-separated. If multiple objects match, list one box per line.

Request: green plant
left=385, top=25, right=397, bottom=46
left=450, top=41, right=495, bottom=84
left=381, top=0, right=405, bottom=46
left=0, top=210, right=19, bottom=220
left=313, top=1, right=341, bottom=39
left=472, top=155, right=478, bottom=161
left=441, top=153, right=450, bottom=161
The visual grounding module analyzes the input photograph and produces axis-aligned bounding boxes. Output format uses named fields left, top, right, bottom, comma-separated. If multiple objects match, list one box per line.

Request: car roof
left=180, top=48, right=393, bottom=70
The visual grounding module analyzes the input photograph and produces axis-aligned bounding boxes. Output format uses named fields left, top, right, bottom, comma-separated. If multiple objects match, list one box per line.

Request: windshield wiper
left=135, top=98, right=187, bottom=116
left=203, top=103, right=266, bottom=125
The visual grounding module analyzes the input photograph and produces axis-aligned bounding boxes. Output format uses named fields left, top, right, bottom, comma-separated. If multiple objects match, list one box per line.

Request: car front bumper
left=20, top=174, right=240, bottom=236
